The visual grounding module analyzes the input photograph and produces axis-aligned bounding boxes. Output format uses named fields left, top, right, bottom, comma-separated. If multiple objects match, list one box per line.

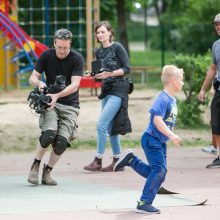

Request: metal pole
left=144, top=1, right=147, bottom=50
left=3, top=36, right=9, bottom=91
left=93, top=0, right=100, bottom=50
left=12, top=0, right=19, bottom=89
left=44, top=0, right=50, bottom=46
left=86, top=0, right=92, bottom=71
left=160, top=25, right=165, bottom=68
left=66, top=0, right=70, bottom=30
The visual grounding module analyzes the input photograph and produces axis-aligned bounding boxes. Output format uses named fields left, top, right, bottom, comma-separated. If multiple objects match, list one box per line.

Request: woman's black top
left=95, top=42, right=131, bottom=98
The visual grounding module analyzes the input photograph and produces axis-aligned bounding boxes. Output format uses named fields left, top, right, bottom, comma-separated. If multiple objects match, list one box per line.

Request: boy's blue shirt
left=146, top=90, right=178, bottom=143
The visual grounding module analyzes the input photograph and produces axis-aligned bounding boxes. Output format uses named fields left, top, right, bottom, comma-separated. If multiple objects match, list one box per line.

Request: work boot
left=27, top=163, right=40, bottom=185
left=41, top=164, right=57, bottom=186
left=102, top=157, right=124, bottom=172
left=83, top=157, right=102, bottom=171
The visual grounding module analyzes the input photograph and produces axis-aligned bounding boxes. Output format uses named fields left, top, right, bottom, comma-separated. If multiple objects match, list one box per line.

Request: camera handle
left=84, top=68, right=112, bottom=77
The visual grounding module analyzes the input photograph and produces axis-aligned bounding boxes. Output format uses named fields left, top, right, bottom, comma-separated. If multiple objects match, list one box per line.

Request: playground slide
left=0, top=9, right=48, bottom=58
left=0, top=9, right=100, bottom=90
left=0, top=9, right=48, bottom=74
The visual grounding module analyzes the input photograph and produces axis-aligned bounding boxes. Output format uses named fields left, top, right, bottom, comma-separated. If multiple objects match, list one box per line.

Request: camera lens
left=42, top=95, right=52, bottom=103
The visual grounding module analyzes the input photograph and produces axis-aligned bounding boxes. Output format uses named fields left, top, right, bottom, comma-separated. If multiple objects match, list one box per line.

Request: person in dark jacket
left=83, top=21, right=131, bottom=172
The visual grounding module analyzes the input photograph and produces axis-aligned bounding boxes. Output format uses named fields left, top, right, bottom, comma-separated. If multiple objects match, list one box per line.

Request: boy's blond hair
left=161, top=65, right=184, bottom=85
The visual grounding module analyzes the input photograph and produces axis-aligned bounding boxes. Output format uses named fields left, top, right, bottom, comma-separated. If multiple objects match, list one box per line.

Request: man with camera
left=27, top=28, right=84, bottom=185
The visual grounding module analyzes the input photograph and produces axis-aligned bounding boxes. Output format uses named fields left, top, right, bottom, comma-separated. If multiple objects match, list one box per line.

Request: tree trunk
left=116, top=0, right=129, bottom=56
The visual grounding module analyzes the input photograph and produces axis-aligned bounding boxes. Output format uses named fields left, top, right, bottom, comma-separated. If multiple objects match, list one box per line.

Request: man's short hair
left=54, top=28, right=72, bottom=41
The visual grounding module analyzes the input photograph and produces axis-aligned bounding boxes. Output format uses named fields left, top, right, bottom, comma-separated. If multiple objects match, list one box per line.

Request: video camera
left=27, top=75, right=66, bottom=114
left=90, top=59, right=105, bottom=76
left=84, top=59, right=111, bottom=76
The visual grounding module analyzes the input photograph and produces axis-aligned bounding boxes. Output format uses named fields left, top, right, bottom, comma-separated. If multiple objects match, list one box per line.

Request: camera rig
left=84, top=59, right=111, bottom=76
left=27, top=75, right=66, bottom=114
left=91, top=59, right=105, bottom=76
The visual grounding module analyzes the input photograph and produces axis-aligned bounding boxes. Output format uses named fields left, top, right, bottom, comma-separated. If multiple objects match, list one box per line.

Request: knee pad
left=53, top=135, right=68, bottom=155
left=39, top=130, right=56, bottom=148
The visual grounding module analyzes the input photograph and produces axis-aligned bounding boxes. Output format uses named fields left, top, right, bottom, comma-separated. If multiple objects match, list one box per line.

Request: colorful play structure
left=0, top=0, right=101, bottom=92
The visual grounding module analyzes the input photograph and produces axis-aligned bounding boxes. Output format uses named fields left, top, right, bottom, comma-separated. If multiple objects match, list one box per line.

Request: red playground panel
left=80, top=77, right=102, bottom=88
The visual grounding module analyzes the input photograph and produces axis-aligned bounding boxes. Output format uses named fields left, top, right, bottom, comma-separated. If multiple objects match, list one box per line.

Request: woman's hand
left=94, top=71, right=112, bottom=79
left=84, top=70, right=92, bottom=78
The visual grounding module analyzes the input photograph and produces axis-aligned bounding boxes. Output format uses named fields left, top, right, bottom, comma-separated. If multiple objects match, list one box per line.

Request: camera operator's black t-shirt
left=35, top=49, right=84, bottom=108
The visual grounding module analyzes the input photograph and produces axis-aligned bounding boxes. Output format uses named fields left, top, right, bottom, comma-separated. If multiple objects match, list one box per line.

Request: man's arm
left=47, top=75, right=82, bottom=108
left=154, top=115, right=182, bottom=147
left=198, top=64, right=217, bottom=102
left=29, top=69, right=47, bottom=89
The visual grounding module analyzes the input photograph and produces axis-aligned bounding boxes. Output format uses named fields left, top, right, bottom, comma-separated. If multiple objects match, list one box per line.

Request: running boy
left=114, top=65, right=184, bottom=214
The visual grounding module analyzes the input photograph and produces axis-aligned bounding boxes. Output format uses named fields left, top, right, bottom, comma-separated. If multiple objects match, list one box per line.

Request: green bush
left=173, top=52, right=211, bottom=127
left=127, top=21, right=145, bottom=42
left=177, top=99, right=204, bottom=128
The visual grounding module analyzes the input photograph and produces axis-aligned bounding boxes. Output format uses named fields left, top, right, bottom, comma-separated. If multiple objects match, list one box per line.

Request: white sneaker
left=202, top=145, right=217, bottom=155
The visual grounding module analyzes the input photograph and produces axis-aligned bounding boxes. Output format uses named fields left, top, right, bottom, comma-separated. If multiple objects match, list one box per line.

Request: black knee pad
left=39, top=130, right=56, bottom=148
left=53, top=135, right=68, bottom=155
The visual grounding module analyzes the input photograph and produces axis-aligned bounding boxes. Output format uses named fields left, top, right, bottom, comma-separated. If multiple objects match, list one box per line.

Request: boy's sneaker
left=113, top=149, right=134, bottom=172
left=202, top=145, right=217, bottom=155
left=136, top=201, right=160, bottom=214
left=206, top=157, right=220, bottom=169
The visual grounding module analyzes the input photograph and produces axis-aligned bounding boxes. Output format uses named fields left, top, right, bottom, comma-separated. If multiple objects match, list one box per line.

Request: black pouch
left=213, top=79, right=220, bottom=92
left=126, top=78, right=134, bottom=94
left=98, top=77, right=116, bottom=99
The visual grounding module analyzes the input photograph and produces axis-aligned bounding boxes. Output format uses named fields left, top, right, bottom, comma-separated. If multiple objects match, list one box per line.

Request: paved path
left=0, top=147, right=219, bottom=220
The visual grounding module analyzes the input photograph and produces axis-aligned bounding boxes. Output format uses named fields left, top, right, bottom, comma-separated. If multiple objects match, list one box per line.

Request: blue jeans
left=130, top=132, right=167, bottom=204
left=96, top=95, right=122, bottom=155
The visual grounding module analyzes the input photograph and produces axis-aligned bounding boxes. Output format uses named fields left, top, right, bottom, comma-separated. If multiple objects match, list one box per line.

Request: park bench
left=131, top=66, right=160, bottom=84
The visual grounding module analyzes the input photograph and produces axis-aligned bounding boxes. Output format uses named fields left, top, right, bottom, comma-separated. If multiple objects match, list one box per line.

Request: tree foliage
left=159, top=0, right=220, bottom=54
left=100, top=0, right=133, bottom=53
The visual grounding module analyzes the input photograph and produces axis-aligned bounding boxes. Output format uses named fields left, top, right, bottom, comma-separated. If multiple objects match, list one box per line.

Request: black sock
left=33, top=159, right=41, bottom=165
left=45, top=165, right=53, bottom=171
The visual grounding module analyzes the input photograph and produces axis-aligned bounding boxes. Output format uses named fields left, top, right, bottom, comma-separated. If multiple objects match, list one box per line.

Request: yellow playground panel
left=0, top=32, right=18, bottom=90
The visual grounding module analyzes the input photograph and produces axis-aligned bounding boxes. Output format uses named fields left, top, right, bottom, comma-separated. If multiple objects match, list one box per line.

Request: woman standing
left=84, top=21, right=131, bottom=172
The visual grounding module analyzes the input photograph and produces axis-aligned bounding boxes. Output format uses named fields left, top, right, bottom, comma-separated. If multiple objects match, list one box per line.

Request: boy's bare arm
left=154, top=115, right=182, bottom=147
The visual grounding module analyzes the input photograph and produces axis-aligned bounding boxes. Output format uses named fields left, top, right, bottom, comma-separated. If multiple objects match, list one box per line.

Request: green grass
left=74, top=138, right=210, bottom=149
left=70, top=139, right=140, bottom=150
left=0, top=133, right=211, bottom=153
left=129, top=49, right=175, bottom=90
left=130, top=49, right=175, bottom=67
left=0, top=138, right=37, bottom=153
